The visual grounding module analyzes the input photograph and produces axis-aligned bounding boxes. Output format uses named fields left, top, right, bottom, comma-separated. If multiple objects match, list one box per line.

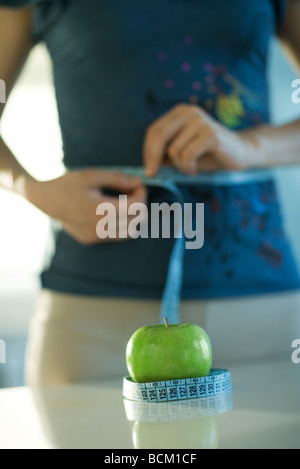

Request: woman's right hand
left=24, top=169, right=147, bottom=245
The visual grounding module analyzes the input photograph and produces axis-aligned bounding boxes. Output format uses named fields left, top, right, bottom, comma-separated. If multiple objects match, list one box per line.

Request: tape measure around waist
left=92, top=166, right=274, bottom=325
left=75, top=165, right=271, bottom=325
left=123, top=369, right=232, bottom=403
left=96, top=166, right=274, bottom=186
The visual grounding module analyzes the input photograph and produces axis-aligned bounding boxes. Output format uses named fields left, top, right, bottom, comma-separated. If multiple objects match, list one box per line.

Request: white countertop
left=0, top=356, right=299, bottom=449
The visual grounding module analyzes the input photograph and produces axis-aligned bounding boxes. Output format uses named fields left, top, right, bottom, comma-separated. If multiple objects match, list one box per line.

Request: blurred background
left=0, top=39, right=300, bottom=388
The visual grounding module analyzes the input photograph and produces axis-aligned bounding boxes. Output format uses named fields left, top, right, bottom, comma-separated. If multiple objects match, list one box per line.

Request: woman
left=0, top=0, right=300, bottom=385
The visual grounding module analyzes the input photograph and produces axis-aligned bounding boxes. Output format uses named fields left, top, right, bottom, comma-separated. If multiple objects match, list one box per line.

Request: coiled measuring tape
left=123, top=391, right=233, bottom=422
left=123, top=368, right=232, bottom=403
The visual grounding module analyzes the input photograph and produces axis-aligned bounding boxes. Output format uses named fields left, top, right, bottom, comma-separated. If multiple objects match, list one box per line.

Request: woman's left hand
left=143, top=103, right=258, bottom=177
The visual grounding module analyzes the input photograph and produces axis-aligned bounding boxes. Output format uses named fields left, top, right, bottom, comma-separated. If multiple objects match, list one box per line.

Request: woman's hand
left=143, top=103, right=259, bottom=177
left=24, top=169, right=147, bottom=245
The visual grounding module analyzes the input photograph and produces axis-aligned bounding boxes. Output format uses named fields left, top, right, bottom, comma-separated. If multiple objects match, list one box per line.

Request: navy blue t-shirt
left=2, top=0, right=300, bottom=298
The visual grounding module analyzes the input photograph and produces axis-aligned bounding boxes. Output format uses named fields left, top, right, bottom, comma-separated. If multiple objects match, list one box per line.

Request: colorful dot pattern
left=156, top=36, right=264, bottom=129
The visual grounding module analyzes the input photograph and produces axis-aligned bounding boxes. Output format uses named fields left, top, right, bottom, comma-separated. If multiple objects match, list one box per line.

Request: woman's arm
left=143, top=0, right=300, bottom=176
left=0, top=7, right=146, bottom=245
left=245, top=0, right=300, bottom=169
left=0, top=7, right=36, bottom=194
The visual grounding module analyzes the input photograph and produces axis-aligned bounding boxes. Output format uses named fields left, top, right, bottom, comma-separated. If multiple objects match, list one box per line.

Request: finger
left=177, top=128, right=216, bottom=175
left=143, top=105, right=192, bottom=177
left=95, top=188, right=148, bottom=242
left=97, top=185, right=148, bottom=216
left=97, top=209, right=146, bottom=241
left=113, top=186, right=148, bottom=239
left=96, top=203, right=138, bottom=241
left=106, top=215, right=137, bottom=240
left=127, top=185, right=148, bottom=206
left=167, top=116, right=206, bottom=167
left=81, top=169, right=142, bottom=191
left=196, top=153, right=223, bottom=171
left=62, top=222, right=100, bottom=245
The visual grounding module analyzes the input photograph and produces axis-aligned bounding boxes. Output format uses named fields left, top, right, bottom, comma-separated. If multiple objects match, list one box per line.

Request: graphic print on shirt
left=144, top=34, right=265, bottom=130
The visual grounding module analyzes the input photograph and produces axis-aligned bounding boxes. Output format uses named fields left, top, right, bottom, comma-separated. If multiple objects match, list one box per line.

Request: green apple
left=126, top=318, right=212, bottom=383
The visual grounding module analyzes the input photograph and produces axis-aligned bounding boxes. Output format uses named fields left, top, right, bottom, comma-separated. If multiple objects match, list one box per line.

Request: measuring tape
left=123, top=390, right=233, bottom=422
left=96, top=165, right=273, bottom=186
left=123, top=368, right=232, bottom=403
left=92, top=165, right=273, bottom=325
left=93, top=166, right=236, bottom=408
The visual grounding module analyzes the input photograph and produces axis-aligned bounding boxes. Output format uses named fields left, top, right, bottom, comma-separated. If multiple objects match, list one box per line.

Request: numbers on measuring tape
left=168, top=387, right=177, bottom=400
left=123, top=391, right=233, bottom=422
left=188, top=385, right=197, bottom=398
left=158, top=388, right=167, bottom=400
left=208, top=383, right=214, bottom=395
left=148, top=389, right=156, bottom=401
left=123, top=369, right=232, bottom=403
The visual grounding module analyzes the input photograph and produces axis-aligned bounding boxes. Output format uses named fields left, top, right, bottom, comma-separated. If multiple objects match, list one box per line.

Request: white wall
left=0, top=45, right=63, bottom=332
left=268, top=40, right=300, bottom=270
left=0, top=45, right=63, bottom=387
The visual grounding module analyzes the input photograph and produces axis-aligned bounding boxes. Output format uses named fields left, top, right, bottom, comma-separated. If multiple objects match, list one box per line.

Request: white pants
left=25, top=289, right=300, bottom=386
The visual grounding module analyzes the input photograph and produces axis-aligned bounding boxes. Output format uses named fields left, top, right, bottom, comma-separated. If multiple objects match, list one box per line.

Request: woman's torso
left=26, top=0, right=300, bottom=298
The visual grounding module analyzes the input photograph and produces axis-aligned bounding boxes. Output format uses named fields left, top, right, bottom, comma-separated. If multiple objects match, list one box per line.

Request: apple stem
left=164, top=317, right=169, bottom=328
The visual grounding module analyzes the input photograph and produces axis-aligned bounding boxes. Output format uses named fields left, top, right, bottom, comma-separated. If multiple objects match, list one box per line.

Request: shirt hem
left=40, top=273, right=300, bottom=301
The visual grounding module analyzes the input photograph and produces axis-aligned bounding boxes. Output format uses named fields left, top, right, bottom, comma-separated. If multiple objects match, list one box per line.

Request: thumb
left=81, top=169, right=142, bottom=191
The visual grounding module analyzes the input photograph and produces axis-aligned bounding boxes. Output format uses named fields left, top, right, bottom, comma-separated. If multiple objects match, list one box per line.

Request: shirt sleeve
left=0, top=0, right=66, bottom=44
left=0, top=0, right=32, bottom=5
